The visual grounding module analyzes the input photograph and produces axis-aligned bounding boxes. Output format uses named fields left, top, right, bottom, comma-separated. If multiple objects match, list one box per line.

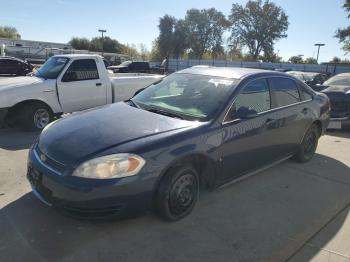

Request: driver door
left=219, top=78, right=280, bottom=182
left=57, top=58, right=107, bottom=113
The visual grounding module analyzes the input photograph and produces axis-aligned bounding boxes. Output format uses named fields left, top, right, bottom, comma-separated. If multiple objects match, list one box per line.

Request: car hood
left=0, top=76, right=43, bottom=91
left=321, top=85, right=350, bottom=94
left=38, top=102, right=195, bottom=167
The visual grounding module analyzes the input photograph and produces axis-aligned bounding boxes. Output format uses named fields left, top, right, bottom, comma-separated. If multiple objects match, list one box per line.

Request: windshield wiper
left=35, top=70, right=47, bottom=80
left=127, top=99, right=140, bottom=109
left=146, top=107, right=184, bottom=120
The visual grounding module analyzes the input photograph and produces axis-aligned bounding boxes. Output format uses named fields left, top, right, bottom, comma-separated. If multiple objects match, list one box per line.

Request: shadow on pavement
left=1, top=154, right=350, bottom=262
left=326, top=130, right=350, bottom=139
left=0, top=128, right=39, bottom=150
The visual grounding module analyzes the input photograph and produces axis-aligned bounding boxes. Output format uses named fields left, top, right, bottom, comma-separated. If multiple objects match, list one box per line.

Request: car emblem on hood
left=40, top=154, right=47, bottom=162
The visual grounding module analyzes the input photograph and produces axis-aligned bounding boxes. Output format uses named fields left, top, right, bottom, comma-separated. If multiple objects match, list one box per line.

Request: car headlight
left=72, top=154, right=145, bottom=179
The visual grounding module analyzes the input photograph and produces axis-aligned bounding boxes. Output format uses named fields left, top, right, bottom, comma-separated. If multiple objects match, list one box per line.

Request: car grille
left=35, top=145, right=66, bottom=173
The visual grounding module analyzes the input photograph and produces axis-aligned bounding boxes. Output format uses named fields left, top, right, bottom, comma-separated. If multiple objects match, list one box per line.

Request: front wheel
left=155, top=165, right=199, bottom=221
left=293, top=124, right=319, bottom=163
left=17, top=102, right=53, bottom=131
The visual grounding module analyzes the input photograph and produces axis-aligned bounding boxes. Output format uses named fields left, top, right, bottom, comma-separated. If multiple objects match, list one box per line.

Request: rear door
left=57, top=58, right=108, bottom=113
left=267, top=77, right=311, bottom=156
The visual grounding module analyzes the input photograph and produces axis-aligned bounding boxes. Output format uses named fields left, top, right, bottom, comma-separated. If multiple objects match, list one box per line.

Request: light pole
left=98, top=29, right=106, bottom=56
left=314, top=43, right=325, bottom=64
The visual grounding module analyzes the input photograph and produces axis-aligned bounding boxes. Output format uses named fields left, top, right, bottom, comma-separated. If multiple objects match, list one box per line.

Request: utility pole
left=98, top=29, right=106, bottom=56
left=314, top=43, right=325, bottom=64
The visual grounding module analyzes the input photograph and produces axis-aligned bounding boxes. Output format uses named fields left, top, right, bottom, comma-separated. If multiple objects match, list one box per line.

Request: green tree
left=335, top=0, right=350, bottom=51
left=121, top=43, right=139, bottom=59
left=138, top=43, right=149, bottom=61
left=228, top=0, right=289, bottom=61
left=172, top=19, right=189, bottom=59
left=157, top=15, right=177, bottom=58
left=0, top=26, right=21, bottom=39
left=289, top=56, right=304, bottom=64
left=185, top=8, right=229, bottom=59
left=69, top=37, right=90, bottom=50
left=330, top=56, right=341, bottom=63
left=150, top=40, right=162, bottom=61
left=90, top=36, right=124, bottom=53
left=304, top=57, right=317, bottom=64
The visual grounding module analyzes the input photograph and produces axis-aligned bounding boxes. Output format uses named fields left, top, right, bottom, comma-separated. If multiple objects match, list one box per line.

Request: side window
left=298, top=83, right=313, bottom=101
left=62, top=59, right=99, bottom=82
left=226, top=79, right=271, bottom=121
left=269, top=78, right=301, bottom=107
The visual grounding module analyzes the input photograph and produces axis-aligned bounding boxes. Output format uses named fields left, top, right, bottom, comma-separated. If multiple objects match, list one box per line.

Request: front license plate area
left=328, top=120, right=342, bottom=129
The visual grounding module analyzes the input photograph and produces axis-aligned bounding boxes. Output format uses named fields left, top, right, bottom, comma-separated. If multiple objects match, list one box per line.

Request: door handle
left=302, top=108, right=308, bottom=115
left=96, top=83, right=102, bottom=86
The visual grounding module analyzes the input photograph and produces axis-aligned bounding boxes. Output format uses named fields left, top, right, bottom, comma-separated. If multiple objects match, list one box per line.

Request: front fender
left=0, top=79, right=62, bottom=113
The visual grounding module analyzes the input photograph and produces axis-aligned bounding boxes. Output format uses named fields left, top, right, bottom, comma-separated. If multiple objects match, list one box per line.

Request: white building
left=0, top=38, right=71, bottom=61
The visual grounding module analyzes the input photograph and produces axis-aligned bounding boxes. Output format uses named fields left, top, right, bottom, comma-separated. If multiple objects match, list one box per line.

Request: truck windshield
left=132, top=73, right=237, bottom=121
left=36, top=57, right=69, bottom=79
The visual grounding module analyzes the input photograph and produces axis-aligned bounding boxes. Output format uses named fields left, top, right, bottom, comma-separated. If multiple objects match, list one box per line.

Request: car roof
left=176, top=66, right=279, bottom=79
left=333, top=72, right=350, bottom=77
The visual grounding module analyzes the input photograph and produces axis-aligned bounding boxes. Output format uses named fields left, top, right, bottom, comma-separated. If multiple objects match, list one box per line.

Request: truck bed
left=110, top=74, right=165, bottom=102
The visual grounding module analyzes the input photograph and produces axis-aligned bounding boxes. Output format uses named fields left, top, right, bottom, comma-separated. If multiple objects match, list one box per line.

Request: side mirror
left=234, top=107, right=258, bottom=120
left=62, top=71, right=77, bottom=82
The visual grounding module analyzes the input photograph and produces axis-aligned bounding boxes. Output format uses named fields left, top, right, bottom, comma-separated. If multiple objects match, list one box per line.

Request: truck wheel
left=155, top=165, right=199, bottom=221
left=292, top=124, right=319, bottom=163
left=17, top=102, right=53, bottom=131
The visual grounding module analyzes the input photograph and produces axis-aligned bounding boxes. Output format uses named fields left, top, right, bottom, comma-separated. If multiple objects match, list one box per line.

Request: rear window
left=298, top=83, right=313, bottom=101
left=269, top=77, right=301, bottom=107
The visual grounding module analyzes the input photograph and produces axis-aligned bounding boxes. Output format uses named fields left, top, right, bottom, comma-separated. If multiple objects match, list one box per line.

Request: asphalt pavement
left=0, top=128, right=350, bottom=262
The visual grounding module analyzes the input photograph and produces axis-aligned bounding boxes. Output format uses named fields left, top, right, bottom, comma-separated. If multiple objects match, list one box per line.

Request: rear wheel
left=16, top=102, right=53, bottom=131
left=156, top=165, right=199, bottom=221
left=293, top=124, right=319, bottom=163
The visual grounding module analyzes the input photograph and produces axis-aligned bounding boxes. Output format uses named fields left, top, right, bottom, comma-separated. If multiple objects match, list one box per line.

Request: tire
left=16, top=102, right=53, bottom=131
left=292, top=124, right=319, bottom=163
left=155, top=165, right=199, bottom=221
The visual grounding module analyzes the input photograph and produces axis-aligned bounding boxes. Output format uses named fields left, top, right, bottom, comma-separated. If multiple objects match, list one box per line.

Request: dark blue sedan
left=27, top=66, right=330, bottom=221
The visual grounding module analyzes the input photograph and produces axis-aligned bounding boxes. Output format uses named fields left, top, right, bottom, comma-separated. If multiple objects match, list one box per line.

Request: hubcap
left=33, top=109, right=50, bottom=129
left=169, top=173, right=198, bottom=216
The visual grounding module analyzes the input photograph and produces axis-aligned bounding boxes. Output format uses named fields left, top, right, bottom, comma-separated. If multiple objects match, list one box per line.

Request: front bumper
left=27, top=146, right=156, bottom=219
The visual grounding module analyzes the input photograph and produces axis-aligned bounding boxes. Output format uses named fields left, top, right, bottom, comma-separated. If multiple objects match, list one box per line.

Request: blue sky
left=0, top=0, right=348, bottom=62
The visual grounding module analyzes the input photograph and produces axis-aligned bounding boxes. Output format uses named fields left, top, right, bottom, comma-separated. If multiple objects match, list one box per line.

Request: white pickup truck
left=0, top=54, right=164, bottom=130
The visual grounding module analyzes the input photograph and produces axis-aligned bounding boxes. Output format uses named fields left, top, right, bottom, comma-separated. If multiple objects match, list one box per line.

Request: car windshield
left=132, top=73, right=237, bottom=121
left=119, top=61, right=132, bottom=67
left=35, top=57, right=69, bottom=79
left=324, top=74, right=350, bottom=86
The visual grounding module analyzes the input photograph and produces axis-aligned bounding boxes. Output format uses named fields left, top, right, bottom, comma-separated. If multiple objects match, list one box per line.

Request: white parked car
left=0, top=54, right=164, bottom=130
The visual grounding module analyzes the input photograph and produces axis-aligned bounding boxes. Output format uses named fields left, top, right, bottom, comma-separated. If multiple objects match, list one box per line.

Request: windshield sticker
left=208, top=79, right=234, bottom=87
left=57, top=58, right=67, bottom=63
